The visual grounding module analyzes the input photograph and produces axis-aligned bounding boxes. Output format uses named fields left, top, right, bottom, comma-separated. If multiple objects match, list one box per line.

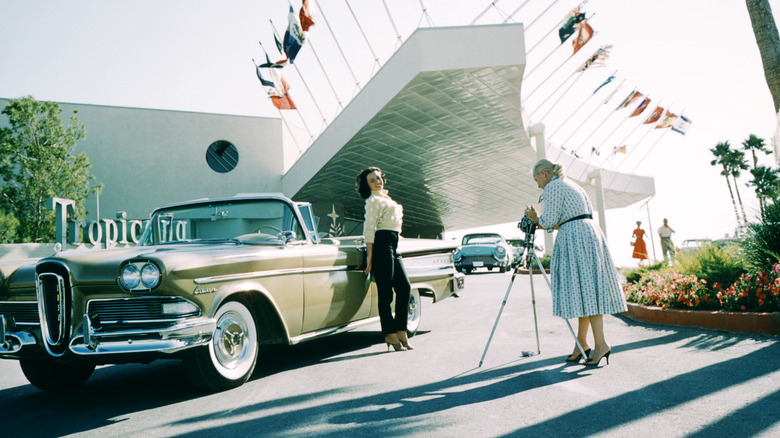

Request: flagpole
left=629, top=108, right=684, bottom=174
left=550, top=71, right=619, bottom=139
left=382, top=0, right=404, bottom=50
left=471, top=0, right=503, bottom=25
left=594, top=103, right=650, bottom=166
left=314, top=0, right=362, bottom=95
left=530, top=69, right=583, bottom=121
left=525, top=0, right=563, bottom=32
left=272, top=19, right=344, bottom=114
left=571, top=95, right=625, bottom=155
left=344, top=0, right=382, bottom=73
left=524, top=30, right=598, bottom=95
left=504, top=0, right=533, bottom=23
left=279, top=109, right=305, bottom=158
left=418, top=0, right=435, bottom=27
left=610, top=104, right=665, bottom=171
left=258, top=43, right=327, bottom=135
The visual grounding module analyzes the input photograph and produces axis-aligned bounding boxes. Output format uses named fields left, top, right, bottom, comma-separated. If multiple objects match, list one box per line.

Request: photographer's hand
left=524, top=205, right=539, bottom=224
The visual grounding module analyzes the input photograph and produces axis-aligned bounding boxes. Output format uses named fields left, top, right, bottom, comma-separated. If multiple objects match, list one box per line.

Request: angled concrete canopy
left=283, top=23, right=654, bottom=236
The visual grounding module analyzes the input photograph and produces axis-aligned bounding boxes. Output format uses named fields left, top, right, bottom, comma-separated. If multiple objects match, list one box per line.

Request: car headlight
left=119, top=264, right=141, bottom=290
left=120, top=261, right=161, bottom=291
left=140, top=263, right=161, bottom=289
left=497, top=247, right=505, bottom=253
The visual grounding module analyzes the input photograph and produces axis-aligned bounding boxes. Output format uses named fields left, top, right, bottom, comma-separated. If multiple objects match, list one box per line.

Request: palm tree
left=726, top=148, right=750, bottom=225
left=742, top=134, right=773, bottom=215
left=750, top=166, right=780, bottom=207
left=746, top=0, right=780, bottom=113
left=711, top=141, right=743, bottom=227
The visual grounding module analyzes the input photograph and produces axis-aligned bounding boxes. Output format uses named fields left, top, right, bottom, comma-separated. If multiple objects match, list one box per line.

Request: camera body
left=518, top=216, right=537, bottom=235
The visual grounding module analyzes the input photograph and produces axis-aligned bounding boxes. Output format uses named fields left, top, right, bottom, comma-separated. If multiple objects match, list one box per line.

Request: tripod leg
left=527, top=269, right=541, bottom=355
left=531, top=251, right=587, bottom=360
left=478, top=265, right=520, bottom=367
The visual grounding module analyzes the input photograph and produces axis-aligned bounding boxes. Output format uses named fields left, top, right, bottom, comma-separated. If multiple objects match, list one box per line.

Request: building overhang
left=283, top=23, right=654, bottom=233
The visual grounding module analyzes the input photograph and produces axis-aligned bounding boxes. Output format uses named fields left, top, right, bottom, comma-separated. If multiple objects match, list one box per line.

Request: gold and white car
left=0, top=194, right=463, bottom=391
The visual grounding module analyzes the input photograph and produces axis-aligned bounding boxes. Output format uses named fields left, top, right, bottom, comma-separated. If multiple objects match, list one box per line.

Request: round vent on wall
left=206, top=140, right=239, bottom=173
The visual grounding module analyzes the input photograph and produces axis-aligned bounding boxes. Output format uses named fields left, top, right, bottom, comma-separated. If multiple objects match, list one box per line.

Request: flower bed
left=623, top=303, right=780, bottom=335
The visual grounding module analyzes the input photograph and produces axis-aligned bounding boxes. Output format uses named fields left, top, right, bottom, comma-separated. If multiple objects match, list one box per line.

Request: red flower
left=741, top=305, right=746, bottom=310
left=759, top=299, right=764, bottom=306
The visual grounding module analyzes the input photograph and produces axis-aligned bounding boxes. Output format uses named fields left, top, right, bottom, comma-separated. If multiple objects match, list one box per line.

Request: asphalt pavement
left=0, top=270, right=778, bottom=437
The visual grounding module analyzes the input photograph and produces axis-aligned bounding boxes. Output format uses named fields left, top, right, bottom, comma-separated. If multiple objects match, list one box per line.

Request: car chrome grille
left=461, top=255, right=498, bottom=263
left=36, top=262, right=73, bottom=356
left=0, top=302, right=39, bottom=325
left=87, top=297, right=200, bottom=325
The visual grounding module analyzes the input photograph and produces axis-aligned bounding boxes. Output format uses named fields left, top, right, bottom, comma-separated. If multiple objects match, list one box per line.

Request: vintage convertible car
left=453, top=233, right=513, bottom=274
left=0, top=194, right=463, bottom=391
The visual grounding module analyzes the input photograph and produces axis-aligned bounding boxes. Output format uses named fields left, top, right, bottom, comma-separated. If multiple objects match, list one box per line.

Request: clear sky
left=2, top=0, right=780, bottom=267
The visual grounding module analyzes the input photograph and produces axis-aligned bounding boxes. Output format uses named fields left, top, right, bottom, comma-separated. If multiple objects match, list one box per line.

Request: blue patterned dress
left=537, top=177, right=627, bottom=319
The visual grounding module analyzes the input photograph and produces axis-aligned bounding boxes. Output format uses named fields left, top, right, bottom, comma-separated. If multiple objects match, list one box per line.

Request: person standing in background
left=658, top=218, right=676, bottom=265
left=632, top=221, right=648, bottom=265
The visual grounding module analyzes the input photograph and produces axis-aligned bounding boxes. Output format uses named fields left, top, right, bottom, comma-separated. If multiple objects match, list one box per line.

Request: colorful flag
left=277, top=2, right=313, bottom=65
left=579, top=45, right=613, bottom=72
left=672, top=114, right=692, bottom=135
left=559, top=6, right=586, bottom=44
left=630, top=97, right=651, bottom=117
left=613, top=145, right=627, bottom=154
left=300, top=0, right=314, bottom=32
left=572, top=21, right=594, bottom=56
left=591, top=147, right=600, bottom=156
left=643, top=106, right=664, bottom=124
left=255, top=55, right=296, bottom=110
left=616, top=90, right=644, bottom=110
left=593, top=74, right=615, bottom=94
left=655, top=111, right=677, bottom=129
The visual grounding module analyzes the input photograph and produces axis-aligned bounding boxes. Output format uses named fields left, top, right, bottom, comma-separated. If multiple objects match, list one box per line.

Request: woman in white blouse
left=356, top=167, right=412, bottom=351
left=524, top=159, right=626, bottom=366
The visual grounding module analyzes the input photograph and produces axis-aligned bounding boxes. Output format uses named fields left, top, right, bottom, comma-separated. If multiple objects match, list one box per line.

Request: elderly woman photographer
left=523, top=159, right=626, bottom=366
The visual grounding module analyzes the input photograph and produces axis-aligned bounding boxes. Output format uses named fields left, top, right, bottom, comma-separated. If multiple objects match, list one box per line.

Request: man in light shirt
left=658, top=218, right=676, bottom=265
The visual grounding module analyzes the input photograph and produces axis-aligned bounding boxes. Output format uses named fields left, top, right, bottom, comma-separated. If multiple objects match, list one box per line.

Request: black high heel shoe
left=584, top=349, right=611, bottom=366
left=565, top=348, right=591, bottom=363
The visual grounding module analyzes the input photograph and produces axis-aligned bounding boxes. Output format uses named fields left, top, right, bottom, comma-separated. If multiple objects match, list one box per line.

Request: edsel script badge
left=194, top=287, right=217, bottom=295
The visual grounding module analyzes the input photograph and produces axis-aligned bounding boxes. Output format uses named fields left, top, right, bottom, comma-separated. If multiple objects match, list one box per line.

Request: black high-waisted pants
left=372, top=230, right=411, bottom=335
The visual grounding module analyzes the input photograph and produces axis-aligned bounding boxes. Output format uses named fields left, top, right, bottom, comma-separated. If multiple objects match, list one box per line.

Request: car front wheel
left=185, top=299, right=259, bottom=391
left=19, top=357, right=95, bottom=391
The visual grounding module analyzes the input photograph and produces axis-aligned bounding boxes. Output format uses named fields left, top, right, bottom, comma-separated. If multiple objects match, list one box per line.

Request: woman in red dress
left=632, top=221, right=648, bottom=264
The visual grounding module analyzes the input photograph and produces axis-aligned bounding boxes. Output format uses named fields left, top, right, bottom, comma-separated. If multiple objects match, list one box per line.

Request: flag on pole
left=559, top=5, right=586, bottom=43
left=616, top=90, right=643, bottom=110
left=613, top=145, right=627, bottom=154
left=630, top=97, right=651, bottom=117
left=643, top=106, right=664, bottom=124
left=655, top=111, right=677, bottom=129
left=578, top=45, right=613, bottom=72
left=593, top=74, right=615, bottom=94
left=591, top=147, right=600, bottom=156
left=572, top=21, right=594, bottom=56
left=277, top=1, right=314, bottom=65
left=671, top=114, right=692, bottom=134
left=255, top=55, right=297, bottom=110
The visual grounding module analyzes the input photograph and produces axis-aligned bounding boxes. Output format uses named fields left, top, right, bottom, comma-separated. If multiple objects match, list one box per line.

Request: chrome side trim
left=195, top=265, right=356, bottom=285
left=289, top=316, right=380, bottom=345
left=0, top=330, right=38, bottom=356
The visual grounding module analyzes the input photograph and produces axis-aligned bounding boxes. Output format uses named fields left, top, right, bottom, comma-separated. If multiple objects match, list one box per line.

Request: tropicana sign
left=49, top=197, right=148, bottom=248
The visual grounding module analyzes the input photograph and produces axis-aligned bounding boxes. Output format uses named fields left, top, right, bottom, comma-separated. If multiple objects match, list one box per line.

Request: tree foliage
left=0, top=97, right=95, bottom=243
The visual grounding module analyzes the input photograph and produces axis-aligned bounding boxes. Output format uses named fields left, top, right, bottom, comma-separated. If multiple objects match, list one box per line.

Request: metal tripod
left=478, top=220, right=587, bottom=367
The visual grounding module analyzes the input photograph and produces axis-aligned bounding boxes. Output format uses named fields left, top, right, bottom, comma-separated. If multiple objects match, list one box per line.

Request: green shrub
left=741, top=201, right=780, bottom=272
left=712, top=264, right=780, bottom=312
left=623, top=261, right=664, bottom=284
left=0, top=210, right=19, bottom=243
left=539, top=254, right=551, bottom=269
left=671, top=244, right=746, bottom=292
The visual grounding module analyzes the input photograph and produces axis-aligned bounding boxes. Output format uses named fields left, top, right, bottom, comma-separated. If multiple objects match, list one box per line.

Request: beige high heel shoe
left=385, top=335, right=406, bottom=352
left=397, top=331, right=413, bottom=350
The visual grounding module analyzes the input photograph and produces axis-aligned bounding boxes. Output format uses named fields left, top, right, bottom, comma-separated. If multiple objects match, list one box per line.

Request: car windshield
left=138, top=199, right=306, bottom=246
left=463, top=235, right=502, bottom=245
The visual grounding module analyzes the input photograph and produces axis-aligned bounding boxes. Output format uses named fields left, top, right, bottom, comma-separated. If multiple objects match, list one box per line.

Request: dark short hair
left=355, top=167, right=385, bottom=199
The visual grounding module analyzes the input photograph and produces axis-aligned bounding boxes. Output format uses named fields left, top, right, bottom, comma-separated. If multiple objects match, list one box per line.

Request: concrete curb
left=623, top=302, right=780, bottom=335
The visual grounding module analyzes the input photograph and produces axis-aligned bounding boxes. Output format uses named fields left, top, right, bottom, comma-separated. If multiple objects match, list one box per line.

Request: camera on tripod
left=518, top=216, right=536, bottom=235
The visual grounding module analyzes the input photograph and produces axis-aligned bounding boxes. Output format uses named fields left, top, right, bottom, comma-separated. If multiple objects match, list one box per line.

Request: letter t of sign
left=47, top=197, right=76, bottom=249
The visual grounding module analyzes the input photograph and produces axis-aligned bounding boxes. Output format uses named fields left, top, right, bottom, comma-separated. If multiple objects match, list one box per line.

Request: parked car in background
left=679, top=239, right=712, bottom=253
left=0, top=194, right=463, bottom=392
left=453, top=233, right=512, bottom=274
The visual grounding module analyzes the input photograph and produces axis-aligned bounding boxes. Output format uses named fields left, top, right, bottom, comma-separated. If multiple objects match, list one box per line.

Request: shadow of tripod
left=478, top=216, right=588, bottom=367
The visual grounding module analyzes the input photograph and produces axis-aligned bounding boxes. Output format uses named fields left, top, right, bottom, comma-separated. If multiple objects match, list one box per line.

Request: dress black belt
left=560, top=214, right=593, bottom=226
